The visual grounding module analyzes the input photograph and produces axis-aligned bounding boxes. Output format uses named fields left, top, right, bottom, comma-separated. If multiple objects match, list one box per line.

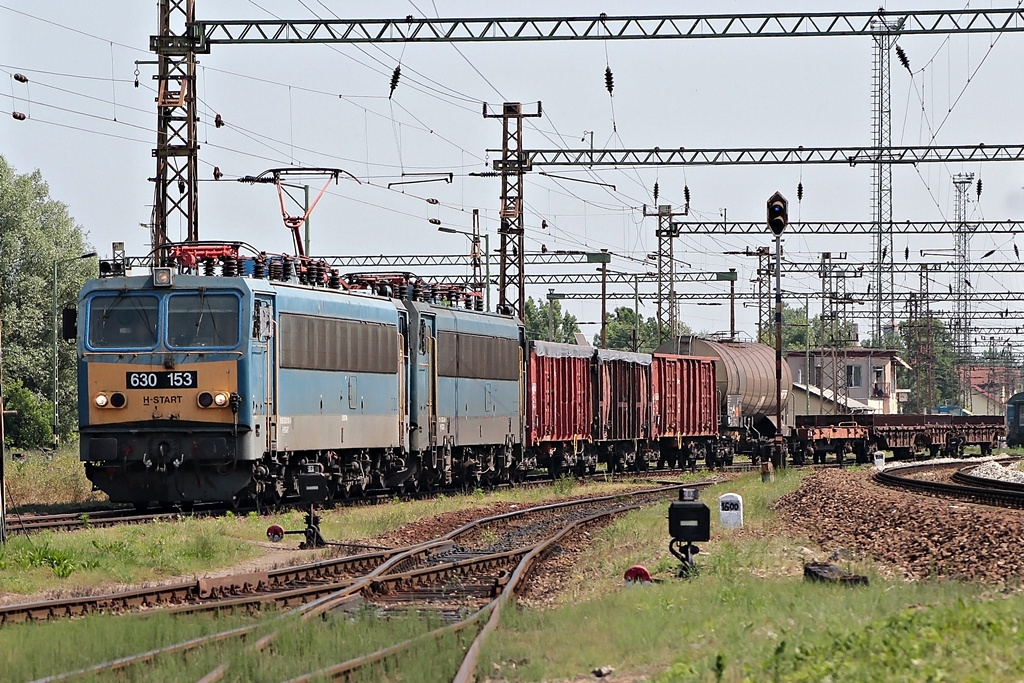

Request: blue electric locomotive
left=75, top=245, right=524, bottom=508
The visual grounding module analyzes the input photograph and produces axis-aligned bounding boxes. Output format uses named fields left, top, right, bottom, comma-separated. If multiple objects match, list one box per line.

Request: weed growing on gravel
left=551, top=476, right=576, bottom=495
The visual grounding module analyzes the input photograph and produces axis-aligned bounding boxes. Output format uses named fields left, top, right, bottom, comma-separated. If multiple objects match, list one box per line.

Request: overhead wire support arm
left=516, top=145, right=1024, bottom=167
left=192, top=8, right=1024, bottom=48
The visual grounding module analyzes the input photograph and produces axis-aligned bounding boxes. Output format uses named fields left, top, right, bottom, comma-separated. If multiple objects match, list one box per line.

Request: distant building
left=786, top=348, right=911, bottom=416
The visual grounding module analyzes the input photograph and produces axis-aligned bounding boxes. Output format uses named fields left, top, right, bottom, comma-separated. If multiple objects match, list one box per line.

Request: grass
left=483, top=468, right=1024, bottom=682
left=0, top=515, right=261, bottom=594
left=5, top=467, right=1024, bottom=680
left=0, top=604, right=471, bottom=683
left=0, top=610, right=259, bottom=683
left=4, top=443, right=108, bottom=512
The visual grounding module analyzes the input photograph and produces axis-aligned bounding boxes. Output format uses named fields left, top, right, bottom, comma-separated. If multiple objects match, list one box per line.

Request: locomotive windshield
left=166, top=292, right=240, bottom=348
left=87, top=294, right=159, bottom=349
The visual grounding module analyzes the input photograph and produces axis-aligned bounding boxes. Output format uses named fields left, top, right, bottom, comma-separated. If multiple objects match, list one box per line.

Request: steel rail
left=874, top=462, right=1024, bottom=508
left=287, top=503, right=644, bottom=682
left=194, top=9, right=1024, bottom=48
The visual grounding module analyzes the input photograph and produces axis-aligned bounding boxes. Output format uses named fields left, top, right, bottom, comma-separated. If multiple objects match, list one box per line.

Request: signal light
left=94, top=394, right=108, bottom=408
left=766, top=191, right=788, bottom=236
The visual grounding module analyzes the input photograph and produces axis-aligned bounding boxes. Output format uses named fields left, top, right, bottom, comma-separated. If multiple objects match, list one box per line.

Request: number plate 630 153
left=125, top=371, right=197, bottom=389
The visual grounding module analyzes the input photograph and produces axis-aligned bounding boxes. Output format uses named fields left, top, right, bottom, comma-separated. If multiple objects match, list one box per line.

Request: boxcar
left=526, top=341, right=594, bottom=476
left=594, top=349, right=652, bottom=471
left=651, top=353, right=719, bottom=468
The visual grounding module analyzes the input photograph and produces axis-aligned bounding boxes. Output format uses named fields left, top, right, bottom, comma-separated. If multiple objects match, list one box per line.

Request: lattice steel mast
left=152, top=0, right=199, bottom=260
left=870, top=15, right=903, bottom=341
left=484, top=102, right=541, bottom=318
left=952, top=172, right=976, bottom=409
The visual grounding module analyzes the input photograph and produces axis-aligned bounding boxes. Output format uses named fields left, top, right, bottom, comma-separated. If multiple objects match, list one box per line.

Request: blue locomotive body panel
left=430, top=304, right=523, bottom=449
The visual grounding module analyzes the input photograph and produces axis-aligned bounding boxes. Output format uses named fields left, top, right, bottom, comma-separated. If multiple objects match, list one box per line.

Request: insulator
left=604, top=66, right=614, bottom=95
left=982, top=249, right=996, bottom=259
left=431, top=285, right=440, bottom=302
left=797, top=182, right=804, bottom=201
left=214, top=113, right=224, bottom=128
left=683, top=185, right=690, bottom=205
left=976, top=178, right=983, bottom=198
left=253, top=257, right=267, bottom=279
left=329, top=269, right=341, bottom=289
left=905, top=246, right=909, bottom=261
left=268, top=259, right=283, bottom=281
left=282, top=256, right=293, bottom=281
left=222, top=255, right=238, bottom=277
left=213, top=167, right=223, bottom=181
left=881, top=246, right=887, bottom=260
left=426, top=198, right=439, bottom=205
left=895, top=45, right=911, bottom=73
left=203, top=258, right=216, bottom=277
left=14, top=73, right=28, bottom=83
left=541, top=219, right=548, bottom=229
left=653, top=182, right=659, bottom=203
left=475, top=295, right=483, bottom=312
left=389, top=65, right=401, bottom=99
left=1015, top=244, right=1020, bottom=260
left=429, top=218, right=441, bottom=225
left=12, top=112, right=26, bottom=121
left=317, top=260, right=328, bottom=285
left=177, top=180, right=186, bottom=194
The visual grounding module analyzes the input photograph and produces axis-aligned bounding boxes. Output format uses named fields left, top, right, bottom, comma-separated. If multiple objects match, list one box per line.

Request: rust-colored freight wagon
left=594, top=350, right=652, bottom=471
left=526, top=341, right=594, bottom=475
left=527, top=341, right=593, bottom=446
left=651, top=353, right=719, bottom=440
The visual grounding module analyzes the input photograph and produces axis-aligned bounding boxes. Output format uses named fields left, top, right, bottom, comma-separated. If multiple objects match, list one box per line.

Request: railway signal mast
left=767, top=192, right=788, bottom=469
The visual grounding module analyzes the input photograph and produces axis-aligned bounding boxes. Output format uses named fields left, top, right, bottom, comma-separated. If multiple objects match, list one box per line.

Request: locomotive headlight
left=94, top=394, right=108, bottom=408
left=198, top=391, right=231, bottom=409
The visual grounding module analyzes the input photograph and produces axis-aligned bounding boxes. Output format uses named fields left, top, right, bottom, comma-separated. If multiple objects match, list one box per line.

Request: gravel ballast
left=776, top=468, right=1024, bottom=583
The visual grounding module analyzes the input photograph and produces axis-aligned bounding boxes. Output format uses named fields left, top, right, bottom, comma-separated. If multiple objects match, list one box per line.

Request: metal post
left=805, top=293, right=811, bottom=415
left=548, top=288, right=556, bottom=341
left=633, top=274, right=640, bottom=352
left=484, top=233, right=490, bottom=312
left=774, top=233, right=784, bottom=468
left=52, top=259, right=58, bottom=447
left=303, top=184, right=311, bottom=256
left=729, top=268, right=736, bottom=340
left=601, top=251, right=608, bottom=349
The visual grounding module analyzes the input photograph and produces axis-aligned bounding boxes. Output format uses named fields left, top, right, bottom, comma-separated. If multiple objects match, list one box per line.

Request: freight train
left=71, top=242, right=787, bottom=508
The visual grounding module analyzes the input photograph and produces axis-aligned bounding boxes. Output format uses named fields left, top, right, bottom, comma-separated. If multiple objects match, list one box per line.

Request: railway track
left=1, top=481, right=710, bottom=626
left=874, top=459, right=1024, bottom=509
left=20, top=482, right=699, bottom=682
left=4, top=464, right=722, bottom=535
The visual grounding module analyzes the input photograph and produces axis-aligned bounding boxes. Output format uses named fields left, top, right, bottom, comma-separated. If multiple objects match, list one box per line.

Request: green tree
left=2, top=379, right=52, bottom=448
left=522, top=296, right=580, bottom=344
left=0, top=155, right=94, bottom=443
left=595, top=307, right=691, bottom=353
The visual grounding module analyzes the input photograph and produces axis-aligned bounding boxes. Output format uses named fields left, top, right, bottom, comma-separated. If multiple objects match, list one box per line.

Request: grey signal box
left=668, top=488, right=710, bottom=542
